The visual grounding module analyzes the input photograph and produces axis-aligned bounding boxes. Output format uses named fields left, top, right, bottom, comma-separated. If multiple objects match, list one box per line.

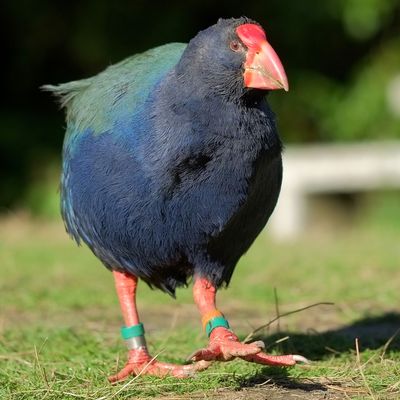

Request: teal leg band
left=205, top=316, right=230, bottom=337
left=121, top=322, right=145, bottom=339
left=121, top=323, right=147, bottom=350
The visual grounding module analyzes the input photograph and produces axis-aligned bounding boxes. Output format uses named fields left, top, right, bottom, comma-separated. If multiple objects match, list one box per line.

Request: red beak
left=237, top=24, right=289, bottom=92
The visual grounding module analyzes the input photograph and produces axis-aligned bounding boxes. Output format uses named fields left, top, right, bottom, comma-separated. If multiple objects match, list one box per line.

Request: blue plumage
left=46, top=18, right=283, bottom=296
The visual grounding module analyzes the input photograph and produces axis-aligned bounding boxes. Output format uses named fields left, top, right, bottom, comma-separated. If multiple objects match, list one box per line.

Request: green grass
left=1, top=207, right=400, bottom=399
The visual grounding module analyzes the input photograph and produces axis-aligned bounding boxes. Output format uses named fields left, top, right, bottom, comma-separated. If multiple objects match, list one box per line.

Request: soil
left=160, top=386, right=345, bottom=400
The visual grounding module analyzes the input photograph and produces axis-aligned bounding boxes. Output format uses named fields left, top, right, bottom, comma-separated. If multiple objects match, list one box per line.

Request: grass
left=1, top=202, right=400, bottom=399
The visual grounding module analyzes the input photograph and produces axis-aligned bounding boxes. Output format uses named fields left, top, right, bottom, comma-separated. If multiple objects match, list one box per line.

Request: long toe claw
left=293, top=354, right=311, bottom=364
left=108, top=349, right=211, bottom=383
left=188, top=327, right=264, bottom=362
left=241, top=352, right=309, bottom=367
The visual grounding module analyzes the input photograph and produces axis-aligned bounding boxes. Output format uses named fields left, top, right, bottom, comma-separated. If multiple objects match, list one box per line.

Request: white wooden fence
left=268, top=141, right=400, bottom=239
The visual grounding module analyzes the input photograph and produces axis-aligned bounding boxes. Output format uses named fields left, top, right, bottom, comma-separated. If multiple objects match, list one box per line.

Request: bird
left=43, top=17, right=307, bottom=382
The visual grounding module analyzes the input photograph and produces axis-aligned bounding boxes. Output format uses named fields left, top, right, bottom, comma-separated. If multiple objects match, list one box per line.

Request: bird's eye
left=230, top=40, right=240, bottom=52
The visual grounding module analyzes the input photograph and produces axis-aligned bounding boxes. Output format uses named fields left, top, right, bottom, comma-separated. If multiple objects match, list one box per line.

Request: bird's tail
left=41, top=79, right=92, bottom=109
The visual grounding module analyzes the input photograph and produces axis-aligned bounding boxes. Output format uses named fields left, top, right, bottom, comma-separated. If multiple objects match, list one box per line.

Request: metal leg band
left=125, top=335, right=147, bottom=350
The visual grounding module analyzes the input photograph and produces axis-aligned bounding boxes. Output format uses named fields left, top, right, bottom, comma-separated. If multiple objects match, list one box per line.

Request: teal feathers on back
left=43, top=43, right=186, bottom=135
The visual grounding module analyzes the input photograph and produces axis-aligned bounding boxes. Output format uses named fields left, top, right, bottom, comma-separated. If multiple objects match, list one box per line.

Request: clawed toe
left=293, top=354, right=310, bottom=364
left=186, top=326, right=309, bottom=367
left=108, top=350, right=211, bottom=383
left=241, top=351, right=310, bottom=366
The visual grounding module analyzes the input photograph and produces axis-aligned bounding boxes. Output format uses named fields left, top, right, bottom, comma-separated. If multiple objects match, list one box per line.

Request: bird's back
left=44, top=43, right=186, bottom=136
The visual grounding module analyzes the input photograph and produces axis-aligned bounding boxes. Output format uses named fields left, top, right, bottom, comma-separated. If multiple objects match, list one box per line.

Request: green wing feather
left=43, top=43, right=186, bottom=134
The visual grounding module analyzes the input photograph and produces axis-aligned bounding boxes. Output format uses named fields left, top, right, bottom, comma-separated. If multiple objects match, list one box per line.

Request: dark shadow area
left=261, top=312, right=400, bottom=360
left=238, top=367, right=327, bottom=392
left=234, top=312, right=400, bottom=393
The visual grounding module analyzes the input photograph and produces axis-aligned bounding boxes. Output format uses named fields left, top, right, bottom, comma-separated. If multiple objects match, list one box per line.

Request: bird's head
left=177, top=17, right=288, bottom=98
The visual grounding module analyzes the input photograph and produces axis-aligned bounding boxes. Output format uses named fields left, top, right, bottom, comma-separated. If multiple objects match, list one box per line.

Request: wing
left=42, top=43, right=186, bottom=136
left=43, top=43, right=186, bottom=247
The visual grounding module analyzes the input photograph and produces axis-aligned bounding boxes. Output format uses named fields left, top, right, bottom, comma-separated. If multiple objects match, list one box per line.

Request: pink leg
left=108, top=271, right=210, bottom=383
left=188, top=276, right=308, bottom=366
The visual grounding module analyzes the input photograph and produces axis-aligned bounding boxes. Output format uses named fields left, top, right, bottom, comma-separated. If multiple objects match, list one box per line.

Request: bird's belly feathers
left=61, top=130, right=281, bottom=293
left=206, top=150, right=282, bottom=284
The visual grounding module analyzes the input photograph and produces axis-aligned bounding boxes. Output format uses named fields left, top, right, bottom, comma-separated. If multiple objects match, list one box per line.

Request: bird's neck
left=160, top=69, right=270, bottom=125
left=150, top=71, right=281, bottom=154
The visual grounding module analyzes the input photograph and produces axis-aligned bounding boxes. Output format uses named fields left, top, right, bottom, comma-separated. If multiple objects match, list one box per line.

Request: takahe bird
left=44, top=17, right=307, bottom=382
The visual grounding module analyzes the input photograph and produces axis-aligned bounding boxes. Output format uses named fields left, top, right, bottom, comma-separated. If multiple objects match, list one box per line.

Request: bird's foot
left=187, top=327, right=309, bottom=366
left=108, top=347, right=211, bottom=383
left=188, top=327, right=265, bottom=362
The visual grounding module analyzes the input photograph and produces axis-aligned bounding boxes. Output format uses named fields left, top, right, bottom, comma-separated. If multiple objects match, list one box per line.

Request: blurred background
left=1, top=4, right=400, bottom=396
left=1, top=0, right=400, bottom=229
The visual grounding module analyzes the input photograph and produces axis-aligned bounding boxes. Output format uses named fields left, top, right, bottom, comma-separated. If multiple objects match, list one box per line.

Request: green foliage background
left=1, top=0, right=400, bottom=211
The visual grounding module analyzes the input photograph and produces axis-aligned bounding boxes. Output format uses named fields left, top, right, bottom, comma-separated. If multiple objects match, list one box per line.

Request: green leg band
left=120, top=323, right=147, bottom=350
left=205, top=316, right=230, bottom=337
left=121, top=322, right=145, bottom=339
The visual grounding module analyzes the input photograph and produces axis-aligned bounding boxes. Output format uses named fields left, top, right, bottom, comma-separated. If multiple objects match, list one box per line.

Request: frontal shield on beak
left=237, top=24, right=289, bottom=92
